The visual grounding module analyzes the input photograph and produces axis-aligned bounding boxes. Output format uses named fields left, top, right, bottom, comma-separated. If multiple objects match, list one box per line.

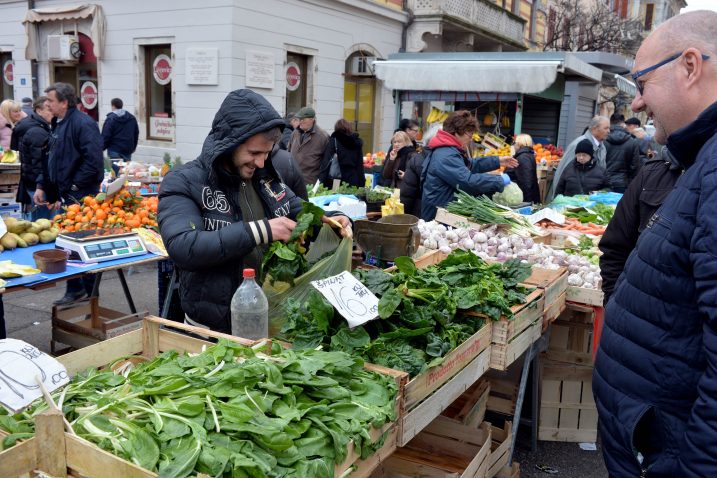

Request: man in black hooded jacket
left=158, top=89, right=348, bottom=333
left=604, top=113, right=642, bottom=192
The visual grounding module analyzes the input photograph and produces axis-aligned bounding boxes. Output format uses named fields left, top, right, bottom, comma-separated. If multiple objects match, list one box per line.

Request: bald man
left=545, top=115, right=609, bottom=202
left=593, top=10, right=717, bottom=477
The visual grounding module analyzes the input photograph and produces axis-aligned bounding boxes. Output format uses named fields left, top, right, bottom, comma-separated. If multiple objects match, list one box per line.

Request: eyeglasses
left=631, top=50, right=710, bottom=96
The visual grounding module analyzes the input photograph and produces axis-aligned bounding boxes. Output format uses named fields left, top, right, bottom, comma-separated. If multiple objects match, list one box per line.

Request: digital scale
left=55, top=229, right=148, bottom=263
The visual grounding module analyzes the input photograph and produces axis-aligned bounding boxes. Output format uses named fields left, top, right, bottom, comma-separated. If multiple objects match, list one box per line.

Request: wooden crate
left=384, top=249, right=447, bottom=272
left=546, top=303, right=595, bottom=366
left=486, top=377, right=519, bottom=417
left=495, top=463, right=520, bottom=478
left=543, top=291, right=567, bottom=327
left=566, top=286, right=604, bottom=307
left=434, top=208, right=509, bottom=233
left=490, top=318, right=542, bottom=371
left=441, top=378, right=490, bottom=428
left=0, top=172, right=20, bottom=186
left=373, top=418, right=491, bottom=478
left=489, top=289, right=544, bottom=345
left=0, top=316, right=399, bottom=478
left=399, top=343, right=492, bottom=446
left=51, top=297, right=147, bottom=353
left=539, top=360, right=597, bottom=443
left=487, top=421, right=513, bottom=478
left=523, top=267, right=568, bottom=311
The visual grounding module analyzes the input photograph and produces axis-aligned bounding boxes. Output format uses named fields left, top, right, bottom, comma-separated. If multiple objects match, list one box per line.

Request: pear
left=34, top=219, right=53, bottom=231
left=39, top=230, right=56, bottom=244
left=25, top=223, right=43, bottom=235
left=7, top=220, right=31, bottom=235
left=20, top=232, right=39, bottom=246
left=10, top=233, right=27, bottom=248
left=0, top=233, right=16, bottom=250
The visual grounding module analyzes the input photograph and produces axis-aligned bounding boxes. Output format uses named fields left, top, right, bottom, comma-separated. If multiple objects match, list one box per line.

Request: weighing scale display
left=55, top=229, right=148, bottom=263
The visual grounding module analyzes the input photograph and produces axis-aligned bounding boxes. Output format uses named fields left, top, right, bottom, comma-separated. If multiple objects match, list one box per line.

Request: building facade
left=0, top=0, right=406, bottom=162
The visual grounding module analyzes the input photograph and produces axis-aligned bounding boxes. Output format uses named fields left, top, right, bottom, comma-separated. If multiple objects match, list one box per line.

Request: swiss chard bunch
left=261, top=202, right=325, bottom=285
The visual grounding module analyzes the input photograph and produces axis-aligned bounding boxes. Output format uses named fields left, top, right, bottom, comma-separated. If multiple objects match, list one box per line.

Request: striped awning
left=614, top=74, right=637, bottom=97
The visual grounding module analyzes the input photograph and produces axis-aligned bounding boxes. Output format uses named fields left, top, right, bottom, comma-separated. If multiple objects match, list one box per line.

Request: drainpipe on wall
left=400, top=6, right=415, bottom=53
left=28, top=0, right=39, bottom=98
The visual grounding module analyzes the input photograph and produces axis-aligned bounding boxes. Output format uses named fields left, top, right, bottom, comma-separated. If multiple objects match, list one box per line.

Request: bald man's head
left=630, top=10, right=717, bottom=144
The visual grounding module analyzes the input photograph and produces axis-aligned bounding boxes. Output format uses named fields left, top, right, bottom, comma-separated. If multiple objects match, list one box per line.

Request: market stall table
left=0, top=242, right=165, bottom=348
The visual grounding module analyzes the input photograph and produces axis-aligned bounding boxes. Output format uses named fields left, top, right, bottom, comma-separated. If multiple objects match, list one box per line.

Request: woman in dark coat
left=556, top=139, right=609, bottom=196
left=319, top=118, right=364, bottom=188
left=505, top=134, right=541, bottom=203
left=382, top=131, right=416, bottom=188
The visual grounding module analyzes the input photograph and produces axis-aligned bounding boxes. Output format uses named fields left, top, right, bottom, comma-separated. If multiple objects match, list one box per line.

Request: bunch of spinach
left=262, top=202, right=325, bottom=285
left=0, top=340, right=397, bottom=478
left=280, top=250, right=533, bottom=377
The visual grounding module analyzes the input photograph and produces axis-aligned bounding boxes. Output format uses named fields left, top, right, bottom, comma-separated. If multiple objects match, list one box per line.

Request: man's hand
left=499, top=156, right=518, bottom=169
left=397, top=170, right=405, bottom=179
left=33, top=188, right=46, bottom=206
left=267, top=216, right=297, bottom=242
left=322, top=214, right=352, bottom=238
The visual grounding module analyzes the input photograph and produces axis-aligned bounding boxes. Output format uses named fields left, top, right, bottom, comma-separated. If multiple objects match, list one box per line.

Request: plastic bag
left=264, top=223, right=353, bottom=336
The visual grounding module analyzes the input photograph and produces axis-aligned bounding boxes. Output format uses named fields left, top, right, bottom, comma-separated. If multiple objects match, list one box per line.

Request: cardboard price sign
left=0, top=339, right=70, bottom=413
left=311, top=271, right=379, bottom=328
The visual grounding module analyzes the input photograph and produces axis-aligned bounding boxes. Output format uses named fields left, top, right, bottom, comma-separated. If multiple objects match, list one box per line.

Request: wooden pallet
left=0, top=316, right=400, bottom=478
left=487, top=421, right=513, bottom=478
left=539, top=360, right=597, bottom=443
left=373, top=418, right=492, bottom=478
left=441, top=378, right=490, bottom=428
left=490, top=318, right=542, bottom=371
left=545, top=303, right=595, bottom=366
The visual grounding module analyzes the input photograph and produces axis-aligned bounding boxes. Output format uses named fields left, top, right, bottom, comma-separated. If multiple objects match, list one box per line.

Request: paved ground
left=5, top=262, right=609, bottom=478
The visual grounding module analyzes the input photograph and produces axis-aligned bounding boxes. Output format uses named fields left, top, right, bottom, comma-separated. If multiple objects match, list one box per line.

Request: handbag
left=329, top=139, right=342, bottom=180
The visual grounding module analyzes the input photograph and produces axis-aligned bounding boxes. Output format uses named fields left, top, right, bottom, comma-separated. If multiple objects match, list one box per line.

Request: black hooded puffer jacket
left=158, top=89, right=303, bottom=332
left=605, top=126, right=641, bottom=191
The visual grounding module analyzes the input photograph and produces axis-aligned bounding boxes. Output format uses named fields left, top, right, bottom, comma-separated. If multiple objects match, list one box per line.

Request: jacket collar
left=666, top=100, right=717, bottom=170
left=428, top=129, right=465, bottom=151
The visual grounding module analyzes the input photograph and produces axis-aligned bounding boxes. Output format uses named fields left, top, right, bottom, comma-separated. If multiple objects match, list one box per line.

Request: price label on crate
left=0, top=339, right=70, bottom=413
left=311, top=271, right=379, bottom=328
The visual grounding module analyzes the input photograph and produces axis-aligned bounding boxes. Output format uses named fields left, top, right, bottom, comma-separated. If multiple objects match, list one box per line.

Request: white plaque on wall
left=149, top=116, right=175, bottom=140
left=186, top=47, right=219, bottom=85
left=245, top=50, right=275, bottom=89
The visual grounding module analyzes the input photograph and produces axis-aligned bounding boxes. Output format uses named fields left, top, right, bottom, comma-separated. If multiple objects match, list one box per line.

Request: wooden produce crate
left=539, top=360, right=597, bottom=443
left=434, top=208, right=507, bottom=233
left=546, top=303, right=595, bottom=366
left=0, top=316, right=399, bottom=478
left=488, top=289, right=544, bottom=346
left=372, top=417, right=492, bottom=478
left=566, top=286, right=604, bottom=307
left=487, top=421, right=513, bottom=478
left=486, top=376, right=519, bottom=417
left=523, top=267, right=568, bottom=315
left=397, top=330, right=492, bottom=446
left=495, top=463, right=520, bottom=478
left=0, top=171, right=20, bottom=186
left=441, top=378, right=490, bottom=428
left=384, top=249, right=446, bottom=273
left=51, top=297, right=147, bottom=354
left=490, top=318, right=542, bottom=371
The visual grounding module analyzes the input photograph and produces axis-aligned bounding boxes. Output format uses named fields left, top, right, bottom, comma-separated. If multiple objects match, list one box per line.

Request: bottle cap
left=243, top=268, right=256, bottom=279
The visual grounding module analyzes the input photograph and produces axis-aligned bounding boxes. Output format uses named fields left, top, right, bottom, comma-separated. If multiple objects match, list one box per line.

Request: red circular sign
left=80, top=81, right=98, bottom=110
left=2, top=61, right=12, bottom=86
left=153, top=54, right=172, bottom=85
left=286, top=62, right=301, bottom=92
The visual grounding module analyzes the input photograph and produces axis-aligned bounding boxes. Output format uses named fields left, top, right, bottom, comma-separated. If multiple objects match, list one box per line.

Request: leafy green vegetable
left=279, top=250, right=534, bottom=377
left=262, top=202, right=325, bottom=285
left=0, top=341, right=397, bottom=478
left=563, top=203, right=615, bottom=225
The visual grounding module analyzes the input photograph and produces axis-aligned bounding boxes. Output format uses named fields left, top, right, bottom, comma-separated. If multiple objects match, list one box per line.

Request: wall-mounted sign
left=186, top=47, right=218, bottom=85
left=2, top=61, right=13, bottom=86
left=245, top=50, right=274, bottom=89
left=149, top=116, right=174, bottom=140
left=80, top=81, right=98, bottom=110
left=153, top=54, right=172, bottom=85
left=285, top=62, right=301, bottom=92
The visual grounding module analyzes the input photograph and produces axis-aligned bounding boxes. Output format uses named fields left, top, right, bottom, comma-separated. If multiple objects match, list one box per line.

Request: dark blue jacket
left=420, top=131, right=504, bottom=220
left=593, top=101, right=717, bottom=477
left=101, top=110, right=139, bottom=157
left=40, top=107, right=104, bottom=199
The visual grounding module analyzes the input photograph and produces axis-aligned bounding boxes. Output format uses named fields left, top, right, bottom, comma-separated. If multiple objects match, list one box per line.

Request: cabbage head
left=493, top=182, right=524, bottom=206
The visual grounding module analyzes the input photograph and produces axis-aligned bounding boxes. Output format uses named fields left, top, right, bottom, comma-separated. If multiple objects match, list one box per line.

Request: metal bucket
left=354, top=214, right=421, bottom=262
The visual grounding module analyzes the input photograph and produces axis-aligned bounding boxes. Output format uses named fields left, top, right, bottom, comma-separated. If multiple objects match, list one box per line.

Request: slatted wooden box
left=546, top=303, right=595, bottom=366
left=539, top=360, right=598, bottom=443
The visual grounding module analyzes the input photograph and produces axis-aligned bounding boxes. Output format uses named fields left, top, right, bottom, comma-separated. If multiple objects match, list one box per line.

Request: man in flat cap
left=287, top=106, right=329, bottom=186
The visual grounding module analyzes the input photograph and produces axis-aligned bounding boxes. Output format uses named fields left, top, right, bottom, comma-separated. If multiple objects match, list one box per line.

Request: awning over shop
left=374, top=60, right=562, bottom=94
left=23, top=4, right=106, bottom=60
left=614, top=74, right=637, bottom=97
left=399, top=91, right=519, bottom=102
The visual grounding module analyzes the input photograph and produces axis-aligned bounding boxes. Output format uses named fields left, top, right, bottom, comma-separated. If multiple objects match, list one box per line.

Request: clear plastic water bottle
left=230, top=268, right=268, bottom=340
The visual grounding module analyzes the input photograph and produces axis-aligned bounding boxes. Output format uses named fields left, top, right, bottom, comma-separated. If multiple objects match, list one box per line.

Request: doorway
left=51, top=33, right=98, bottom=122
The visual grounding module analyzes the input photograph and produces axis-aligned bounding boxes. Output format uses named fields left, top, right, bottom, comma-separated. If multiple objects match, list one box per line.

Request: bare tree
left=544, top=0, right=643, bottom=56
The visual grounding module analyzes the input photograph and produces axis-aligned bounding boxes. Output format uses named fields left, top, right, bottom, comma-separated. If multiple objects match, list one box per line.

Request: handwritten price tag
left=311, top=271, right=379, bottom=328
left=0, top=339, right=70, bottom=413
